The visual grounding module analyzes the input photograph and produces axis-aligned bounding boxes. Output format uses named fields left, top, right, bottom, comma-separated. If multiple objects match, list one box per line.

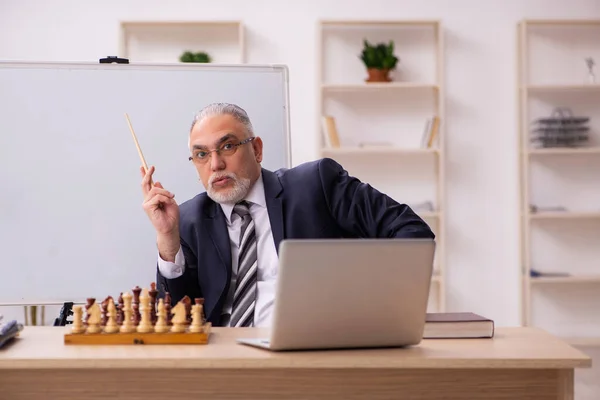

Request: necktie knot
left=233, top=201, right=251, bottom=218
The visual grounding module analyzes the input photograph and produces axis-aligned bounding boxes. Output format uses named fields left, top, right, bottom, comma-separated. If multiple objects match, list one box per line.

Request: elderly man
left=140, top=103, right=434, bottom=328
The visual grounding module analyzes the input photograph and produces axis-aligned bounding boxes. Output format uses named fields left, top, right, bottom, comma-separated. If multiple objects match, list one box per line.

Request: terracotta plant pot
left=365, top=68, right=391, bottom=82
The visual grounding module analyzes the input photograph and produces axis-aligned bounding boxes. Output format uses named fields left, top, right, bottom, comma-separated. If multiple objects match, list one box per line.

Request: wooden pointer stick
left=125, top=113, right=154, bottom=187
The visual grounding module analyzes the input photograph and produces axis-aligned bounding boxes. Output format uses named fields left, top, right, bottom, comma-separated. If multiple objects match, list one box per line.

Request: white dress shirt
left=157, top=174, right=279, bottom=327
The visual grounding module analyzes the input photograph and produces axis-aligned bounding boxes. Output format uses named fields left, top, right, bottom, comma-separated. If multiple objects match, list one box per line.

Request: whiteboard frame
left=0, top=60, right=292, bottom=170
left=0, top=60, right=292, bottom=306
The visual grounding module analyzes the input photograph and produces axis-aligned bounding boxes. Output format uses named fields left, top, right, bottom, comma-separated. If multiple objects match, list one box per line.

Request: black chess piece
left=149, top=282, right=158, bottom=324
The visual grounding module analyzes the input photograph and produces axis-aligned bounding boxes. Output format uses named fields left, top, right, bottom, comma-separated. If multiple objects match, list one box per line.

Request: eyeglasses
left=188, top=137, right=255, bottom=164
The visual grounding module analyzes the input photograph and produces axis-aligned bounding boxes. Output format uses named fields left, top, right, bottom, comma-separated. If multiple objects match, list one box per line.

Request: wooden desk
left=0, top=326, right=591, bottom=399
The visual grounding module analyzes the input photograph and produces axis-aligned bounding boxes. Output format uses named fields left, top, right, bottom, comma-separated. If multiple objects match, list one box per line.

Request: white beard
left=206, top=172, right=251, bottom=205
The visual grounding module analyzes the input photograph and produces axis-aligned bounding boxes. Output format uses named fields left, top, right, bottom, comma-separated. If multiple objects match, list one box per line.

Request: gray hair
left=190, top=102, right=254, bottom=137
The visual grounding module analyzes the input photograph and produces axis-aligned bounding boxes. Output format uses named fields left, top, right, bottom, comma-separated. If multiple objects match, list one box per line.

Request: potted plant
left=179, top=51, right=211, bottom=63
left=359, top=39, right=399, bottom=82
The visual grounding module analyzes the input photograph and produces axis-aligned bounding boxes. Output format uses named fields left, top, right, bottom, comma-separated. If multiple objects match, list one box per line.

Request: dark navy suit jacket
left=156, top=157, right=434, bottom=326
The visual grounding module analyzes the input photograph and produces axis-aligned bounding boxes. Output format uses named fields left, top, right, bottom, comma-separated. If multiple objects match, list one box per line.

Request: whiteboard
left=0, top=61, right=291, bottom=304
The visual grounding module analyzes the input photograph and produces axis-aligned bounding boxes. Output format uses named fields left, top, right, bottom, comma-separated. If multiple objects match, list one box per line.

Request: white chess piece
left=170, top=302, right=187, bottom=333
left=120, top=292, right=136, bottom=333
left=190, top=304, right=203, bottom=333
left=70, top=305, right=85, bottom=334
left=154, top=299, right=169, bottom=333
left=104, top=298, right=119, bottom=334
left=86, top=303, right=102, bottom=334
left=137, top=288, right=154, bottom=333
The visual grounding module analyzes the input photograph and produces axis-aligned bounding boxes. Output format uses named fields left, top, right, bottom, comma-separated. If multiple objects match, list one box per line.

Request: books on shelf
left=421, top=115, right=440, bottom=148
left=423, top=312, right=494, bottom=339
left=321, top=115, right=340, bottom=148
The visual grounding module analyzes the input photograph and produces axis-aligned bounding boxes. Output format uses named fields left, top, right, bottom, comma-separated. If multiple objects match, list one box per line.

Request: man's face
left=189, top=113, right=263, bottom=204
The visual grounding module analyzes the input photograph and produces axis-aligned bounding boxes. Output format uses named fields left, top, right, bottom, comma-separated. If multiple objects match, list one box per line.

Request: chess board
left=64, top=283, right=211, bottom=345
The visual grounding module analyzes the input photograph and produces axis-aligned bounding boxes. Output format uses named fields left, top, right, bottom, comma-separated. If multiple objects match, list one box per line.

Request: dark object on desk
left=99, top=56, right=129, bottom=64
left=424, top=312, right=494, bottom=339
left=0, top=319, right=24, bottom=349
left=53, top=302, right=74, bottom=326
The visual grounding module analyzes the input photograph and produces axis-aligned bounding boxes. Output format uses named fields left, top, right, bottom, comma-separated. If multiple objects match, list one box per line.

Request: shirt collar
left=219, top=173, right=266, bottom=223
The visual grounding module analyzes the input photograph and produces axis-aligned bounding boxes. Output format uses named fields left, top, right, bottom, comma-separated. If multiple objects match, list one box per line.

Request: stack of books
left=423, top=312, right=494, bottom=339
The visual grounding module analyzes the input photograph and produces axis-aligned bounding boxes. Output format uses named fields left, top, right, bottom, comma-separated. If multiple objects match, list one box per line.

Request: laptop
left=237, top=238, right=435, bottom=351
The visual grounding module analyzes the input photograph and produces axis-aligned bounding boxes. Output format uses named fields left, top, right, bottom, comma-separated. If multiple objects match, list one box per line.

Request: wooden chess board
left=64, top=283, right=211, bottom=345
left=64, top=324, right=211, bottom=345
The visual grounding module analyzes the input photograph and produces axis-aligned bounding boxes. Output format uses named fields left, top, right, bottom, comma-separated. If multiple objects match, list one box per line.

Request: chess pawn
left=120, top=292, right=136, bottom=333
left=136, top=288, right=154, bottom=333
left=115, top=304, right=123, bottom=325
left=86, top=303, right=102, bottom=334
left=170, top=302, right=187, bottom=333
left=190, top=304, right=203, bottom=333
left=70, top=305, right=85, bottom=334
left=104, top=298, right=119, bottom=334
left=154, top=298, right=169, bottom=333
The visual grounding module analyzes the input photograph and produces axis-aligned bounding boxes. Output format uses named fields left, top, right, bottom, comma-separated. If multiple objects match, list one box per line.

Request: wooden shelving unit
left=118, top=21, right=245, bottom=63
left=317, top=20, right=445, bottom=312
left=517, top=19, right=600, bottom=347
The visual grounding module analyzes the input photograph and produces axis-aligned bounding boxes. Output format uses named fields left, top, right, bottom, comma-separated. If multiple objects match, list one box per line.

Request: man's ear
left=252, top=136, right=263, bottom=163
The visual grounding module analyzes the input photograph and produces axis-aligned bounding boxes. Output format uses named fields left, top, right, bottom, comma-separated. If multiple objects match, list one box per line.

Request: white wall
left=1, top=0, right=599, bottom=390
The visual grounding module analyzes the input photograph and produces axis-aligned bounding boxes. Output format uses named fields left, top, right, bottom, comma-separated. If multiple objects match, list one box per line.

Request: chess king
left=140, top=102, right=434, bottom=328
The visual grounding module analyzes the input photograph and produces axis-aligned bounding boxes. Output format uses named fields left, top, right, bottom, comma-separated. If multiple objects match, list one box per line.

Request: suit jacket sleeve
left=156, top=236, right=203, bottom=305
left=317, top=158, right=435, bottom=239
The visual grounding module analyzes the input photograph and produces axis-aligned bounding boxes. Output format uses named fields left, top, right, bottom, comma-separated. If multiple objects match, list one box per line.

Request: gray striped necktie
left=230, top=201, right=257, bottom=327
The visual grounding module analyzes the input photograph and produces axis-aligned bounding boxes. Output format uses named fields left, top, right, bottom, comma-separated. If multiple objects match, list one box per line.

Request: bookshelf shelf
left=530, top=275, right=600, bottom=284
left=118, top=21, right=245, bottom=64
left=528, top=146, right=600, bottom=155
left=525, top=84, right=600, bottom=93
left=321, top=147, right=439, bottom=156
left=318, top=19, right=445, bottom=313
left=522, top=19, right=600, bottom=26
left=517, top=19, right=600, bottom=341
left=319, top=19, right=440, bottom=27
left=529, top=212, right=600, bottom=220
left=419, top=212, right=441, bottom=219
left=321, top=82, right=439, bottom=92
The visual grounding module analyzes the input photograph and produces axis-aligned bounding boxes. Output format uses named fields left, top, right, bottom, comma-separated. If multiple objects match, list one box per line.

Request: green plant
left=179, top=51, right=211, bottom=63
left=359, top=40, right=399, bottom=70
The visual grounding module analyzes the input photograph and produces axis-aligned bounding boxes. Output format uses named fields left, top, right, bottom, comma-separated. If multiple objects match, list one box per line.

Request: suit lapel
left=202, top=200, right=231, bottom=277
left=262, top=169, right=284, bottom=254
